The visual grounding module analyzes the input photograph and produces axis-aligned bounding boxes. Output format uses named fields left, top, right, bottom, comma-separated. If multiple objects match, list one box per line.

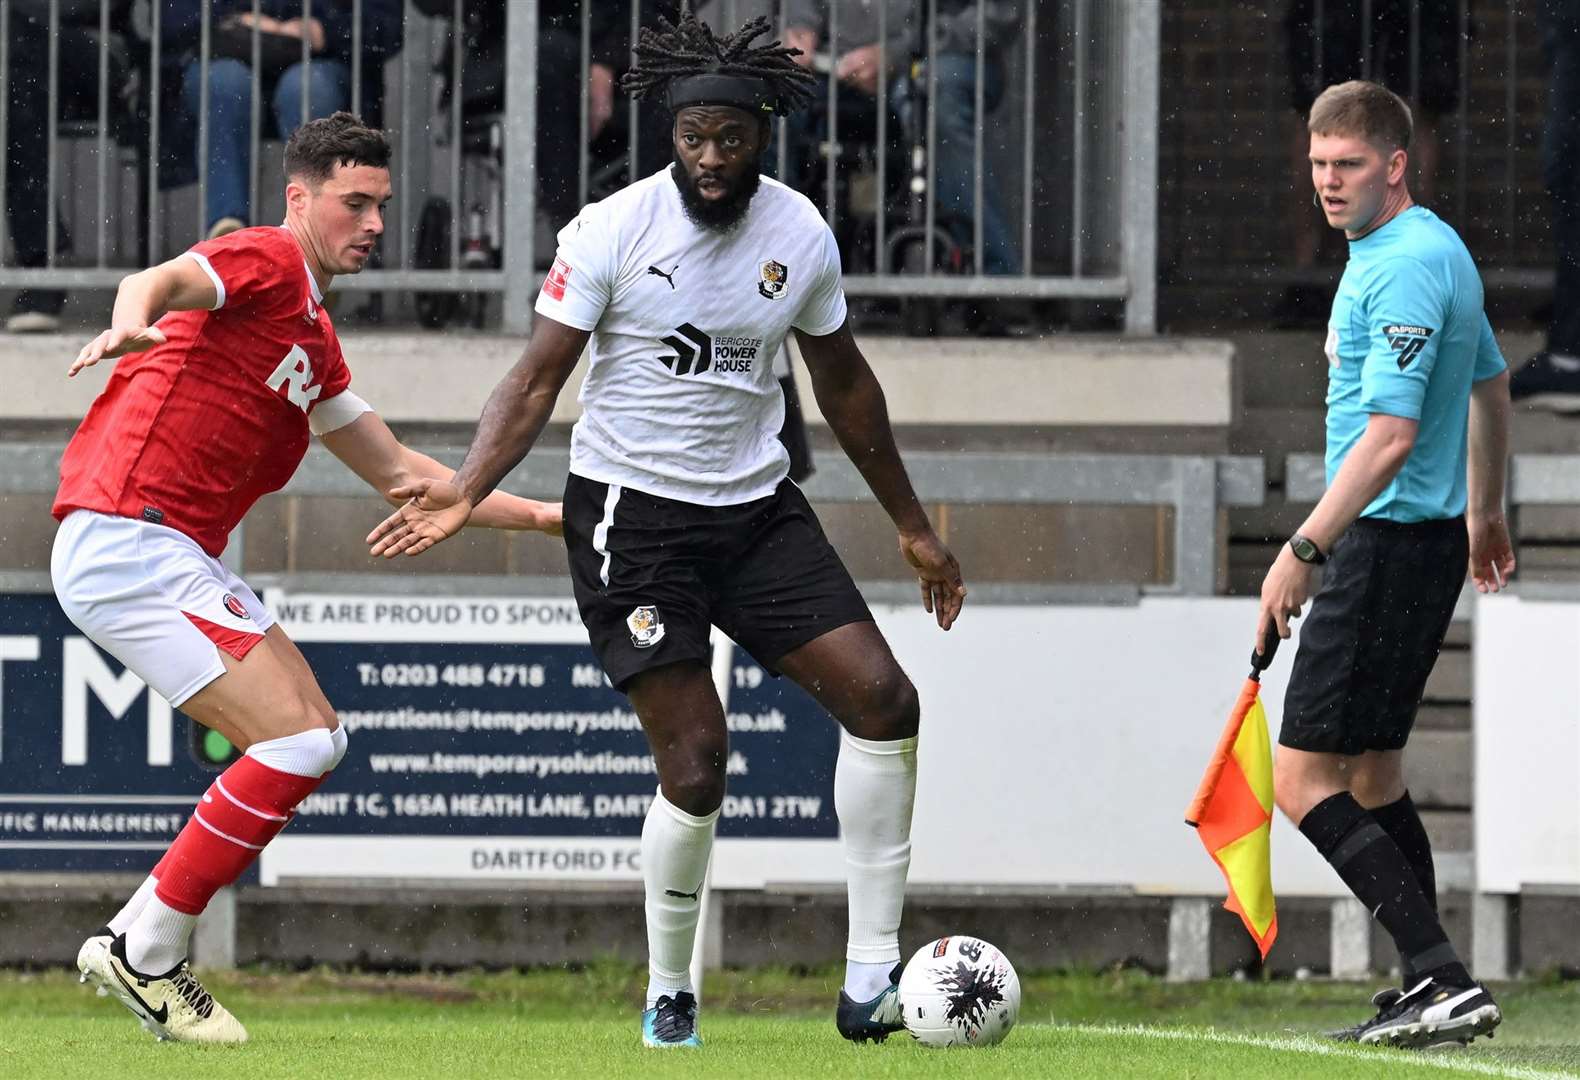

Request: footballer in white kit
left=368, top=10, right=967, bottom=1051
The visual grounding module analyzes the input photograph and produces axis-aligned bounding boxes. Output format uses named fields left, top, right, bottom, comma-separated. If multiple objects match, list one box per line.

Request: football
left=898, top=935, right=1021, bottom=1047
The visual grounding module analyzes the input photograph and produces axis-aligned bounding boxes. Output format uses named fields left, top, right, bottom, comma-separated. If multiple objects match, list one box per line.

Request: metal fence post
left=1171, top=457, right=1218, bottom=596
left=190, top=886, right=238, bottom=970
left=501, top=0, right=540, bottom=337
left=1120, top=0, right=1160, bottom=335
left=1166, top=897, right=1211, bottom=981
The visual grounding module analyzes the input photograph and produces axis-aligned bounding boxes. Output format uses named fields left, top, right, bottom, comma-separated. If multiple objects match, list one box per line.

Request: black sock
left=1371, top=792, right=1438, bottom=912
left=1299, top=792, right=1472, bottom=988
left=1371, top=791, right=1438, bottom=983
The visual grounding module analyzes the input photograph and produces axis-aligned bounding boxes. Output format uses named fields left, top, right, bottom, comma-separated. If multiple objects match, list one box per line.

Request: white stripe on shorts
left=593, top=484, right=622, bottom=587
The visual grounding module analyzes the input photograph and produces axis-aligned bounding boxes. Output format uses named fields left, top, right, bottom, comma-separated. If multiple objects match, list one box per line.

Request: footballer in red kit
left=56, top=226, right=351, bottom=557
left=52, top=113, right=562, bottom=1044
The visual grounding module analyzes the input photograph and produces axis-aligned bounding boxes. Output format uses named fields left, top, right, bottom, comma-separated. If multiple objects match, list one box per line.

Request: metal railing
left=0, top=443, right=1260, bottom=597
left=0, top=1, right=1162, bottom=333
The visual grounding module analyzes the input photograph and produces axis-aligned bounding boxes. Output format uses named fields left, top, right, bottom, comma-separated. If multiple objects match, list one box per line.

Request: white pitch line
left=1058, top=1023, right=1579, bottom=1080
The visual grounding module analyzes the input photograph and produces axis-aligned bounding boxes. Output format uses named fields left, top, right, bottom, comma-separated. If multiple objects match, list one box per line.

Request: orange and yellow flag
left=1185, top=673, right=1278, bottom=959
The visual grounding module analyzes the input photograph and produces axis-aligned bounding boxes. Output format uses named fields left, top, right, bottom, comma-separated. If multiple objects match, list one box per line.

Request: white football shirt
left=534, top=167, right=849, bottom=506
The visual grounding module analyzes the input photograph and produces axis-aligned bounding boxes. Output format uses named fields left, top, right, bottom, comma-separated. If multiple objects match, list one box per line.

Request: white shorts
left=51, top=510, right=275, bottom=707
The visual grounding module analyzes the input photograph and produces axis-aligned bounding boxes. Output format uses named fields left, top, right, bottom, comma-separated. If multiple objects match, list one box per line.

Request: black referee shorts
left=563, top=473, right=873, bottom=691
left=1280, top=516, right=1468, bottom=755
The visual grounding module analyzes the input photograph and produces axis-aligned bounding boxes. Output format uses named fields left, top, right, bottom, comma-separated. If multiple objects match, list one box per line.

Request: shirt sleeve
left=533, top=207, right=616, bottom=332
left=792, top=226, right=849, bottom=336
left=1357, top=257, right=1449, bottom=421
left=309, top=388, right=373, bottom=436
left=306, top=325, right=355, bottom=434
left=1473, top=313, right=1508, bottom=382
left=184, top=230, right=301, bottom=312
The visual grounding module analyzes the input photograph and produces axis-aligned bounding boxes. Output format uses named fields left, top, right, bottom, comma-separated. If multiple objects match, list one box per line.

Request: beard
left=671, top=160, right=761, bottom=234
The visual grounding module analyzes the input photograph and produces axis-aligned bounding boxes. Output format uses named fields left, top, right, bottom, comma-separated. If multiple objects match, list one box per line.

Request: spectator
left=1511, top=4, right=1580, bottom=411
left=782, top=0, right=1023, bottom=276
left=4, top=1, right=135, bottom=332
left=163, top=1, right=404, bottom=238
left=411, top=0, right=623, bottom=230
left=1278, top=0, right=1465, bottom=326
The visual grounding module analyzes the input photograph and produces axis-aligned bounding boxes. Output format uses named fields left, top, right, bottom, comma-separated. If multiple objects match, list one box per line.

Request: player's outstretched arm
left=1467, top=368, right=1515, bottom=593
left=365, top=317, right=589, bottom=558
left=69, top=256, right=219, bottom=376
left=322, top=411, right=563, bottom=552
left=794, top=321, right=966, bottom=629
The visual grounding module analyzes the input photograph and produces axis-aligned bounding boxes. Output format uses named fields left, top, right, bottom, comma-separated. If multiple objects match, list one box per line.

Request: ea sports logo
left=223, top=594, right=250, bottom=620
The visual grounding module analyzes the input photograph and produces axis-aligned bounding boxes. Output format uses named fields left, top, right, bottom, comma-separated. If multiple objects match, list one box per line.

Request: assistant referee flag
left=1185, top=645, right=1279, bottom=960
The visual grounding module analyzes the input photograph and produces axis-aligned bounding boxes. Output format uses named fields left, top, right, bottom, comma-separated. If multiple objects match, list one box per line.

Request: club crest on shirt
left=223, top=593, right=251, bottom=620
left=627, top=605, right=665, bottom=649
left=758, top=259, right=788, bottom=300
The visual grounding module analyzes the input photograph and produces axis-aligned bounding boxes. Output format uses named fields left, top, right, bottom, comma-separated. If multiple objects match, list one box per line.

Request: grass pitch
left=3, top=965, right=1577, bottom=1079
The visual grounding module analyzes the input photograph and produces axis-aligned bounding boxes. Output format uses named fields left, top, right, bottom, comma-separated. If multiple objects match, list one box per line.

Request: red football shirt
left=54, top=227, right=352, bottom=556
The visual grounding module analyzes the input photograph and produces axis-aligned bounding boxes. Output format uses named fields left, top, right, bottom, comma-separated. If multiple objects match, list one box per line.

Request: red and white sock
left=124, top=727, right=339, bottom=974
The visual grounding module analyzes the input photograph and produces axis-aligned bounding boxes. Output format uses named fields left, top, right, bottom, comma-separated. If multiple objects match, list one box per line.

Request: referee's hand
left=1469, top=514, right=1516, bottom=594
left=1255, top=545, right=1318, bottom=656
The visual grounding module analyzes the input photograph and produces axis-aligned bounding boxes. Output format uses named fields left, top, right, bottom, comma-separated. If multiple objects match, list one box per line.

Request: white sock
left=836, top=730, right=917, bottom=997
left=642, top=788, right=718, bottom=1009
left=124, top=895, right=199, bottom=975
left=845, top=960, right=897, bottom=1002
left=246, top=726, right=339, bottom=777
left=106, top=875, right=159, bottom=937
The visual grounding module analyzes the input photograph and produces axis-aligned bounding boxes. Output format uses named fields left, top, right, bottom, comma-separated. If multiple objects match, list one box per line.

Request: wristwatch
left=1288, top=534, right=1327, bottom=565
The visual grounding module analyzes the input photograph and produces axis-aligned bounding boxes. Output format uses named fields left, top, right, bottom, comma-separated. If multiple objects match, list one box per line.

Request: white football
left=899, top=935, right=1021, bottom=1047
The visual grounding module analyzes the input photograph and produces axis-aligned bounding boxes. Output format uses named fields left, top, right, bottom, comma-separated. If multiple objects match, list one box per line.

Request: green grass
left=2, top=966, right=1577, bottom=1079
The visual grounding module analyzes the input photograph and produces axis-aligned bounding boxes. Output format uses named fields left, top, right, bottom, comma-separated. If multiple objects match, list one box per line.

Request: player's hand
left=533, top=500, right=565, bottom=538
left=1468, top=513, right=1516, bottom=594
left=367, top=478, right=473, bottom=558
left=1255, top=544, right=1319, bottom=655
left=900, top=529, right=967, bottom=630
left=69, top=325, right=167, bottom=377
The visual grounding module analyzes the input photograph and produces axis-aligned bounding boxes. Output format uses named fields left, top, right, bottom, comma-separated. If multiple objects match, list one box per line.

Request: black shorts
left=1280, top=516, right=1467, bottom=755
left=563, top=473, right=873, bottom=690
left=1284, top=0, right=1466, bottom=117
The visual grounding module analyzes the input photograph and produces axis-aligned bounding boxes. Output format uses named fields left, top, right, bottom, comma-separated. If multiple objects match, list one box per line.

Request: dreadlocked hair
left=621, top=10, right=818, bottom=117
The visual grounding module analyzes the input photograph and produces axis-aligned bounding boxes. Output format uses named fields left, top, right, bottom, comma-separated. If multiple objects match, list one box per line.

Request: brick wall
left=1159, top=0, right=1550, bottom=279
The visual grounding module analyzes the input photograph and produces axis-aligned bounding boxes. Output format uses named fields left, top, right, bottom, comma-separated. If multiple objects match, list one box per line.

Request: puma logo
left=647, top=264, right=679, bottom=290
left=663, top=882, right=703, bottom=902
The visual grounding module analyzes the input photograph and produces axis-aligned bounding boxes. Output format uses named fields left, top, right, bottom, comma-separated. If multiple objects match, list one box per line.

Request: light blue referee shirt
left=1324, top=205, right=1507, bottom=523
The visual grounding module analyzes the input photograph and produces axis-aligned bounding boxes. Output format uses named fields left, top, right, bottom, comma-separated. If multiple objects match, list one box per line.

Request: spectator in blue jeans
left=782, top=0, right=1022, bottom=275
left=161, top=1, right=403, bottom=238
left=1512, top=5, right=1580, bottom=411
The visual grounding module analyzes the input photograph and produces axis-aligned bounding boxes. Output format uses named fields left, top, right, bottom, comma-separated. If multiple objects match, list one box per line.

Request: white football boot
left=75, top=926, right=115, bottom=996
left=88, top=934, right=248, bottom=1043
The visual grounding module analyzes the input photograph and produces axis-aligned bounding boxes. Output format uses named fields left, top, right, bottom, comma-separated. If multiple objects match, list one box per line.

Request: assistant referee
left=1254, top=80, right=1514, bottom=1049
